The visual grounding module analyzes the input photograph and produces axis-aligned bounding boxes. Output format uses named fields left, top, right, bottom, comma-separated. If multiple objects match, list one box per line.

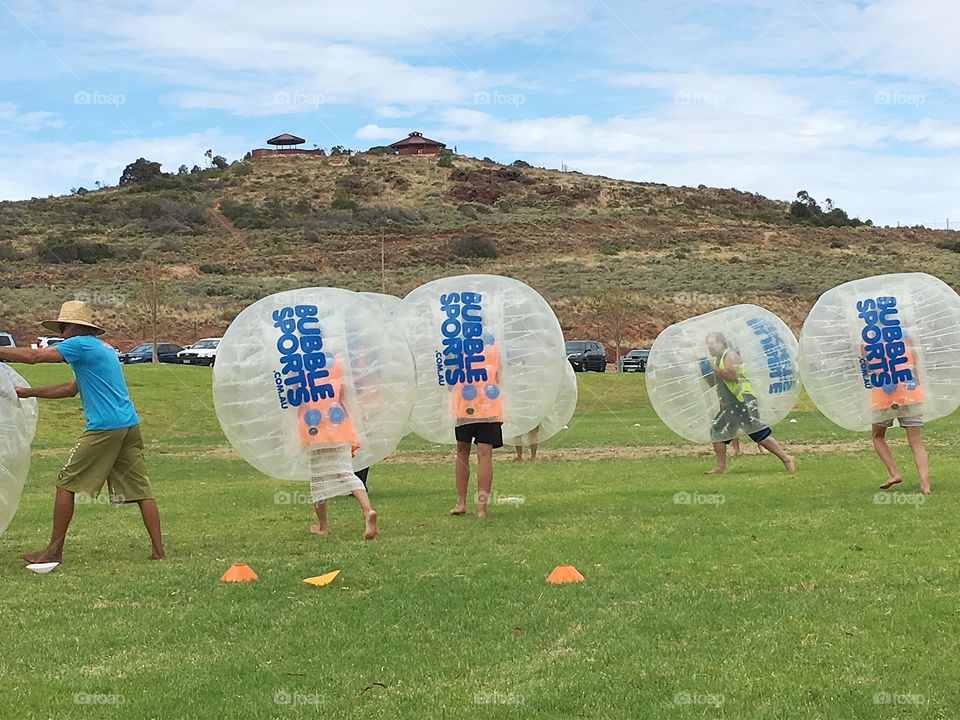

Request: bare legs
left=450, top=441, right=471, bottom=515
left=875, top=424, right=929, bottom=494
left=451, top=441, right=493, bottom=518
left=758, top=437, right=795, bottom=473
left=22, top=487, right=75, bottom=563
left=310, top=500, right=328, bottom=535
left=513, top=444, right=538, bottom=461
left=23, top=487, right=164, bottom=563
left=873, top=424, right=902, bottom=489
left=475, top=444, right=493, bottom=518
left=706, top=436, right=794, bottom=475
left=311, top=489, right=378, bottom=540
left=137, top=498, right=165, bottom=559
left=705, top=442, right=728, bottom=475
left=906, top=426, right=930, bottom=495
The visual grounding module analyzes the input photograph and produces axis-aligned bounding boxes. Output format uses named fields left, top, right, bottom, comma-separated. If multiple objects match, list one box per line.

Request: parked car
left=0, top=332, right=15, bottom=348
left=119, top=342, right=184, bottom=364
left=31, top=336, right=64, bottom=349
left=619, top=348, right=651, bottom=373
left=176, top=338, right=221, bottom=366
left=565, top=339, right=607, bottom=372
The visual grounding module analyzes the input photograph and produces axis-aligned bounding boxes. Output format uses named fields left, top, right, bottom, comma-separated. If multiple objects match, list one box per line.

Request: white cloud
left=355, top=124, right=406, bottom=140
left=3, top=0, right=585, bottom=114
left=0, top=130, right=251, bottom=200
left=0, top=103, right=65, bottom=131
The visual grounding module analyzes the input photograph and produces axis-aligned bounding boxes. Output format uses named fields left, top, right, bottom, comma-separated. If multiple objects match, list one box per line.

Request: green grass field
left=4, top=365, right=957, bottom=719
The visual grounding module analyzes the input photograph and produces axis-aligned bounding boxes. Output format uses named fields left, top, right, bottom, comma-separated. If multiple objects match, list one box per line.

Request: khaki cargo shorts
left=57, top=424, right=153, bottom=504
left=875, top=415, right=923, bottom=429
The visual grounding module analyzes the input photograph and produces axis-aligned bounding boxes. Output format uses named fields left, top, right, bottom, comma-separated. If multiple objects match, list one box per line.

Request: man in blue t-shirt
left=0, top=301, right=164, bottom=563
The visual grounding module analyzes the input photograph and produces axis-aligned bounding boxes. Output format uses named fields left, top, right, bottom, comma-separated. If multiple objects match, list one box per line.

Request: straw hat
left=41, top=300, right=105, bottom=335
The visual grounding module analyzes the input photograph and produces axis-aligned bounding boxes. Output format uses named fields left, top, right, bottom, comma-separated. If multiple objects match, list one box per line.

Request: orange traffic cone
left=546, top=565, right=584, bottom=584
left=221, top=563, right=258, bottom=582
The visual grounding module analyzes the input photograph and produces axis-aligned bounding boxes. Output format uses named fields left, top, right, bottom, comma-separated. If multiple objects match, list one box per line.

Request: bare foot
left=731, top=450, right=743, bottom=458
left=920, top=481, right=931, bottom=496
left=363, top=511, right=378, bottom=540
left=309, top=523, right=329, bottom=536
left=449, top=505, right=467, bottom=516
left=22, top=548, right=62, bottom=564
left=476, top=508, right=487, bottom=518
left=704, top=467, right=726, bottom=475
left=879, top=476, right=902, bottom=490
left=149, top=549, right=165, bottom=560
left=783, top=456, right=796, bottom=473
left=513, top=456, right=522, bottom=462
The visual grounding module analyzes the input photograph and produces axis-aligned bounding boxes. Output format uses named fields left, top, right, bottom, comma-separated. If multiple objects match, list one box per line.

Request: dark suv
left=619, top=348, right=650, bottom=373
left=565, top=340, right=606, bottom=372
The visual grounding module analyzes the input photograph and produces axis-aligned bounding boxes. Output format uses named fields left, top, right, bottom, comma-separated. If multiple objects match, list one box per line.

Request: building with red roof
left=389, top=131, right=446, bottom=156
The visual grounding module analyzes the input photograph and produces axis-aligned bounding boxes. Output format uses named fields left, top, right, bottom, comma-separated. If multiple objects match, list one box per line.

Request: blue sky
left=1, top=0, right=958, bottom=227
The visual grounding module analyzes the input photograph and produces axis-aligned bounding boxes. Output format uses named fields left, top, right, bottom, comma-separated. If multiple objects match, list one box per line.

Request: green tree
left=119, top=158, right=164, bottom=186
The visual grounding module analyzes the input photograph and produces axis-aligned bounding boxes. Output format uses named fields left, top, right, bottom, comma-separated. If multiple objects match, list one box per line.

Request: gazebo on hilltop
left=250, top=133, right=325, bottom=158
left=267, top=133, right=306, bottom=149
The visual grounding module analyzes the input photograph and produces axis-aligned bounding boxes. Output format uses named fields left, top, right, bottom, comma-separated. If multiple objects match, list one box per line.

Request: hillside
left=1, top=152, right=957, bottom=351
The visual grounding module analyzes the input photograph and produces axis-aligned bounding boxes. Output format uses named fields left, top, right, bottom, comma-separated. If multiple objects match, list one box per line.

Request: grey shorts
left=875, top=415, right=923, bottom=429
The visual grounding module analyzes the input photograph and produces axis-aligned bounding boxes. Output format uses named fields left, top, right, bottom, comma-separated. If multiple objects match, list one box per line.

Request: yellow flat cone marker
left=547, top=565, right=584, bottom=584
left=221, top=563, right=258, bottom=582
left=303, top=570, right=340, bottom=587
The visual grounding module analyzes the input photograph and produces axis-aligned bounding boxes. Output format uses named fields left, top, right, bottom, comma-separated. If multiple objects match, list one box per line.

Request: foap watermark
left=673, top=91, right=724, bottom=107
left=74, top=692, right=125, bottom=706
left=673, top=291, right=729, bottom=306
left=474, top=690, right=525, bottom=706
left=674, top=691, right=724, bottom=708
left=874, top=90, right=924, bottom=107
left=273, top=91, right=326, bottom=109
left=873, top=691, right=925, bottom=706
left=477, top=491, right=526, bottom=506
left=674, top=491, right=725, bottom=507
left=273, top=490, right=315, bottom=506
left=473, top=91, right=525, bottom=107
left=873, top=492, right=925, bottom=507
left=274, top=690, right=325, bottom=707
left=74, top=290, right=127, bottom=309
left=73, top=91, right=125, bottom=108
left=75, top=492, right=126, bottom=506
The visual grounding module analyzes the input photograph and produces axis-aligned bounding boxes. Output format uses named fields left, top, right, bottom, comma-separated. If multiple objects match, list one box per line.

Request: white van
left=0, top=332, right=14, bottom=348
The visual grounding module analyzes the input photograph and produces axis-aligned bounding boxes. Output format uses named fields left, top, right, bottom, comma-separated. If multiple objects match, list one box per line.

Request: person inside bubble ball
left=702, top=332, right=795, bottom=476
left=868, top=343, right=930, bottom=495
left=450, top=333, right=503, bottom=518
left=298, top=352, right=378, bottom=540
left=0, top=300, right=164, bottom=562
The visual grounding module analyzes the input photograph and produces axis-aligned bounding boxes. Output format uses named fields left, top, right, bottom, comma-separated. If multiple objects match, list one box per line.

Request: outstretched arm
left=17, top=379, right=78, bottom=399
left=0, top=347, right=64, bottom=365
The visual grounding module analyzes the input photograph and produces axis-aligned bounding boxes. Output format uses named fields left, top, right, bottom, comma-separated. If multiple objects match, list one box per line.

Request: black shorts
left=455, top=422, right=504, bottom=448
left=711, top=395, right=771, bottom=444
left=355, top=467, right=369, bottom=487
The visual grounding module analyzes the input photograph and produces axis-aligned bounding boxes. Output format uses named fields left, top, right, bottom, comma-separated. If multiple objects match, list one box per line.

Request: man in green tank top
left=703, top=332, right=795, bottom=475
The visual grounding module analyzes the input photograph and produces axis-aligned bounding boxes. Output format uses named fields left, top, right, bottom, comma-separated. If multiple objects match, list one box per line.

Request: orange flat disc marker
left=546, top=565, right=585, bottom=584
left=221, top=563, right=259, bottom=582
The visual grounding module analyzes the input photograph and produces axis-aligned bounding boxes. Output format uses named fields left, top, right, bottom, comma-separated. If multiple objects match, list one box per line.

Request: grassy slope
left=3, top=365, right=958, bottom=719
left=2, top=154, right=959, bottom=349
